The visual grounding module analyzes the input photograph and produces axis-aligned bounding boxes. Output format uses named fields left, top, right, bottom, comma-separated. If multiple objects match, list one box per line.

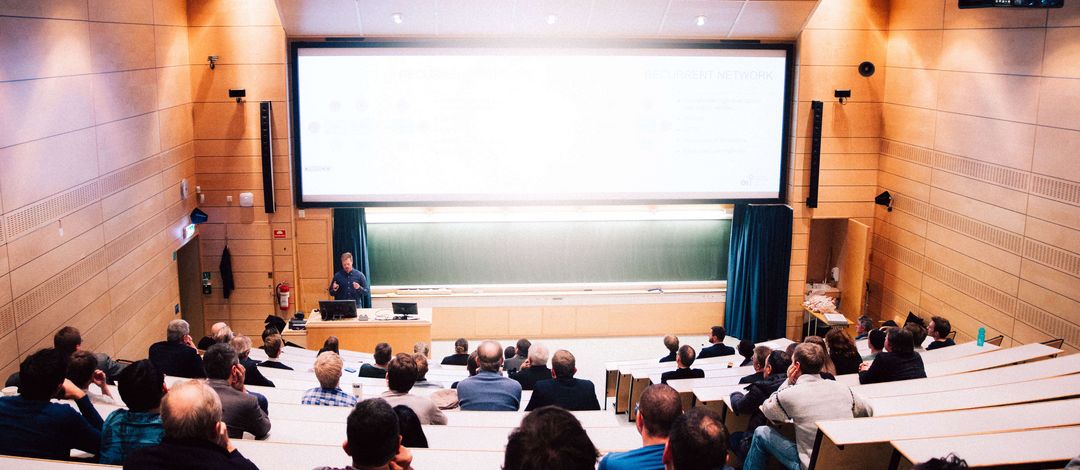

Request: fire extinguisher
left=276, top=282, right=291, bottom=312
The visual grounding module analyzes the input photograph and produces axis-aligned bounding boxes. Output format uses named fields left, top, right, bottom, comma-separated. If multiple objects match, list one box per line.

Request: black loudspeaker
left=806, top=100, right=823, bottom=209
left=858, top=61, right=876, bottom=77
left=190, top=208, right=209, bottom=224
left=260, top=101, right=276, bottom=213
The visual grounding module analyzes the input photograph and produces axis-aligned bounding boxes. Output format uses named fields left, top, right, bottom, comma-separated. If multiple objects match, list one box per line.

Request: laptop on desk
left=319, top=300, right=357, bottom=321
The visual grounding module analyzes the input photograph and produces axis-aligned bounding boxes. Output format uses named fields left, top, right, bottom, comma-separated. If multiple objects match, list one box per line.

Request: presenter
left=328, top=252, right=368, bottom=304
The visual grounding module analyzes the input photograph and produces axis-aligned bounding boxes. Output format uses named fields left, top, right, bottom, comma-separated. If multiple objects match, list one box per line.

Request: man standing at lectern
left=329, top=252, right=368, bottom=304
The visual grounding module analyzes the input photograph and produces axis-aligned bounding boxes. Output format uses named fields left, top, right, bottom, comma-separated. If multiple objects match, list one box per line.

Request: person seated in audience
left=659, top=335, right=679, bottom=363
left=0, top=348, right=103, bottom=460
left=314, top=398, right=412, bottom=470
left=744, top=343, right=869, bottom=470
left=504, top=406, right=599, bottom=470
left=504, top=338, right=531, bottom=374
left=525, top=350, right=600, bottom=411
left=414, top=341, right=430, bottom=358
left=66, top=350, right=118, bottom=405
left=258, top=334, right=293, bottom=370
left=203, top=344, right=270, bottom=439
left=859, top=326, right=927, bottom=384
left=908, top=321, right=929, bottom=352
left=737, top=340, right=755, bottom=367
left=660, top=345, right=705, bottom=384
left=450, top=351, right=479, bottom=389
left=379, top=353, right=447, bottom=425
left=441, top=338, right=470, bottom=366
left=863, top=328, right=886, bottom=361
left=198, top=322, right=230, bottom=350
left=739, top=345, right=772, bottom=384
left=882, top=319, right=899, bottom=327
left=505, top=346, right=517, bottom=360
left=729, top=350, right=791, bottom=462
left=855, top=315, right=873, bottom=340
left=411, top=353, right=442, bottom=389
left=360, top=342, right=393, bottom=378
left=826, top=329, right=862, bottom=375
left=802, top=335, right=837, bottom=378
left=457, top=340, right=522, bottom=411
left=698, top=325, right=736, bottom=359
left=319, top=336, right=341, bottom=355
left=303, top=351, right=359, bottom=407
left=599, top=384, right=682, bottom=470
left=100, top=360, right=165, bottom=465
left=125, top=379, right=258, bottom=470
left=662, top=407, right=726, bottom=470
left=509, top=343, right=552, bottom=391
left=259, top=326, right=279, bottom=347
left=927, top=316, right=956, bottom=350
left=229, top=335, right=274, bottom=388
left=913, top=453, right=969, bottom=469
left=393, top=405, right=429, bottom=448
left=149, top=319, right=206, bottom=378
left=54, top=326, right=126, bottom=380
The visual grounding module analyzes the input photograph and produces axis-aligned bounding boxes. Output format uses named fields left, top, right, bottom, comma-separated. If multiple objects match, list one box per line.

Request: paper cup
left=352, top=382, right=363, bottom=398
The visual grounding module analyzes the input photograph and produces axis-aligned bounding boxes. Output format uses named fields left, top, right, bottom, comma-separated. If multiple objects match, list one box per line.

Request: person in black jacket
left=739, top=345, right=773, bottom=384
left=441, top=338, right=470, bottom=366
left=148, top=320, right=206, bottom=379
left=258, top=334, right=293, bottom=371
left=927, top=316, right=956, bottom=350
left=660, top=345, right=705, bottom=384
left=510, top=344, right=552, bottom=390
left=698, top=326, right=736, bottom=359
left=524, top=350, right=600, bottom=411
left=230, top=336, right=274, bottom=388
left=728, top=350, right=791, bottom=460
left=826, top=329, right=863, bottom=376
left=659, top=335, right=679, bottom=363
left=858, top=326, right=927, bottom=384
left=359, top=343, right=392, bottom=378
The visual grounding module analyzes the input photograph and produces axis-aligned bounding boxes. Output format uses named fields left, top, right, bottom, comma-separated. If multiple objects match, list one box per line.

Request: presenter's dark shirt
left=329, top=269, right=368, bottom=303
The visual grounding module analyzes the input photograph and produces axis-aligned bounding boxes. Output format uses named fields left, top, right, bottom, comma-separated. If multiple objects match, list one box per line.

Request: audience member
left=882, top=319, right=899, bottom=327
left=739, top=345, right=772, bottom=384
left=411, top=354, right=442, bottom=389
left=413, top=341, right=430, bottom=358
left=149, top=319, right=206, bottom=378
left=360, top=342, right=393, bottom=378
left=743, top=344, right=869, bottom=470
left=504, top=346, right=517, bottom=360
left=826, top=329, right=862, bottom=375
left=504, top=338, right=531, bottom=374
left=737, top=340, right=755, bottom=367
left=393, top=405, right=429, bottom=448
left=912, top=454, right=969, bottom=470
left=450, top=351, right=480, bottom=390
left=260, top=326, right=279, bottom=347
left=660, top=345, right=704, bottom=384
left=908, top=322, right=929, bottom=352
left=230, top=335, right=274, bottom=388
left=785, top=342, right=798, bottom=358
left=457, top=341, right=522, bottom=411
left=698, top=326, right=736, bottom=359
left=662, top=407, right=726, bottom=470
left=504, top=406, right=599, bottom=470
left=855, top=316, right=873, bottom=340
left=125, top=379, right=258, bottom=470
left=203, top=344, right=270, bottom=439
left=100, top=360, right=165, bottom=465
left=380, top=353, right=447, bottom=425
left=803, top=336, right=837, bottom=377
left=0, top=349, right=103, bottom=460
left=659, top=335, right=679, bottom=363
left=319, top=336, right=340, bottom=356
left=599, top=384, right=681, bottom=470
left=728, top=350, right=790, bottom=461
left=927, top=316, right=956, bottom=350
left=66, top=350, right=118, bottom=405
left=525, top=350, right=600, bottom=411
left=863, top=328, right=886, bottom=361
left=509, top=343, right=552, bottom=391
left=441, top=338, right=470, bottom=366
left=198, top=322, right=225, bottom=350
left=259, top=334, right=293, bottom=370
left=303, top=352, right=358, bottom=407
left=859, top=326, right=927, bottom=384
left=54, top=326, right=126, bottom=379
left=313, top=398, right=412, bottom=470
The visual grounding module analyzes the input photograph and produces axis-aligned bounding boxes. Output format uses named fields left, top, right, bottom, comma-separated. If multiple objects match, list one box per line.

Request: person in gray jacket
left=378, top=353, right=447, bottom=425
left=456, top=340, right=522, bottom=411
left=203, top=344, right=270, bottom=440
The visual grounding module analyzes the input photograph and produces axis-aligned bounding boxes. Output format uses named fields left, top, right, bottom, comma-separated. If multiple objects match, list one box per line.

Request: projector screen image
left=292, top=43, right=792, bottom=205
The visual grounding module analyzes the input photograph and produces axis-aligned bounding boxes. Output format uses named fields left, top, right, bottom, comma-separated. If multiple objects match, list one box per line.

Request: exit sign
left=273, top=229, right=287, bottom=239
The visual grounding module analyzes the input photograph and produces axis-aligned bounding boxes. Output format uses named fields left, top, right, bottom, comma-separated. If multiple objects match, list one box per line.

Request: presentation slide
left=294, top=46, right=790, bottom=205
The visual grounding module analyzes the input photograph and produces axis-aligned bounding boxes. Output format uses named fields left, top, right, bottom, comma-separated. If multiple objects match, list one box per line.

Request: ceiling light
left=391, top=12, right=403, bottom=24
left=695, top=15, right=706, bottom=26
left=546, top=14, right=557, bottom=25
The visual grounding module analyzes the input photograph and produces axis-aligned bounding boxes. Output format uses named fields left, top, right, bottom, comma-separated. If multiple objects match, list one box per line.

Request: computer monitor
left=392, top=302, right=418, bottom=319
left=319, top=300, right=357, bottom=321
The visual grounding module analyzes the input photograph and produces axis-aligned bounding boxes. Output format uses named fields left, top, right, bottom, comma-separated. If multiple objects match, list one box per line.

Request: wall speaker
left=261, top=101, right=276, bottom=213
left=806, top=100, right=824, bottom=209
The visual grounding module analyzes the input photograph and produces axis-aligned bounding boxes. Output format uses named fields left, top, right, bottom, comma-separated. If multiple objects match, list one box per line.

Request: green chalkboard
left=367, top=219, right=730, bottom=285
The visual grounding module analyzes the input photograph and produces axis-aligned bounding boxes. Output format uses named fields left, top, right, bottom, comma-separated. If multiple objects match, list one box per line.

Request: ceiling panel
left=436, top=0, right=519, bottom=36
left=729, top=1, right=817, bottom=39
left=513, top=0, right=595, bottom=37
left=659, top=0, right=744, bottom=38
left=587, top=0, right=670, bottom=36
left=275, top=0, right=361, bottom=37
left=356, top=0, right=439, bottom=36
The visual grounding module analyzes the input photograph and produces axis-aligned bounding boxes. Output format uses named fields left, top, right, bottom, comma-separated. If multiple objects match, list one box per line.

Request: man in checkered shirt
left=302, top=352, right=358, bottom=407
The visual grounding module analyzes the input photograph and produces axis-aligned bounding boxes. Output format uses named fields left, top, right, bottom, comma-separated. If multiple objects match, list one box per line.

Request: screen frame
left=288, top=39, right=795, bottom=208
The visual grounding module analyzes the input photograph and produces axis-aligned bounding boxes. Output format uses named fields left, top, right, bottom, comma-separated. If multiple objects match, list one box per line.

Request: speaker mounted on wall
left=260, top=101, right=276, bottom=213
left=805, top=100, right=824, bottom=209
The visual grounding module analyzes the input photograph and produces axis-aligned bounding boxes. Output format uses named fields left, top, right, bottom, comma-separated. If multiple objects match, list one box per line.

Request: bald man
left=125, top=380, right=257, bottom=469
left=456, top=340, right=522, bottom=411
left=197, top=322, right=229, bottom=350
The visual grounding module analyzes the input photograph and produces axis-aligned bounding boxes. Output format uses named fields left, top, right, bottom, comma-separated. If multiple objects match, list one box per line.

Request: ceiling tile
left=357, top=0, right=439, bottom=36
left=436, top=0, right=519, bottom=36
left=729, top=1, right=816, bottom=38
left=277, top=0, right=361, bottom=37
left=588, top=0, right=671, bottom=36
left=659, top=0, right=744, bottom=38
left=513, top=0, right=594, bottom=36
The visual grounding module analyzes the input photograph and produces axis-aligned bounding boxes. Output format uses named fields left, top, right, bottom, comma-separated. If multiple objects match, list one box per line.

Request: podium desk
left=305, top=307, right=432, bottom=355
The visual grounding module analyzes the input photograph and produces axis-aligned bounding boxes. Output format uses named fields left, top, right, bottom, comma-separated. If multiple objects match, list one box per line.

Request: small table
left=803, top=306, right=850, bottom=338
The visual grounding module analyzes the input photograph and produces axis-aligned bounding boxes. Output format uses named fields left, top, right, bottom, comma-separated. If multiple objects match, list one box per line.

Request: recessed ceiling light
left=546, top=14, right=558, bottom=25
left=391, top=12, right=403, bottom=24
left=695, top=15, right=706, bottom=26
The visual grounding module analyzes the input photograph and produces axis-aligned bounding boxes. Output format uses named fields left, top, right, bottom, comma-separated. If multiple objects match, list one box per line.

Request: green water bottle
left=977, top=327, right=986, bottom=346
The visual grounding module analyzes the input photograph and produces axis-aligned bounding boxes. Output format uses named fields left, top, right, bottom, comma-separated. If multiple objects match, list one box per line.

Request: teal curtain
left=724, top=204, right=793, bottom=342
left=332, top=208, right=372, bottom=308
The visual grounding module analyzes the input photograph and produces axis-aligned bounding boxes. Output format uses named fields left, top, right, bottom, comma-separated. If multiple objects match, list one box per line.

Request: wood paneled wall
left=0, top=0, right=197, bottom=376
left=870, top=0, right=1080, bottom=353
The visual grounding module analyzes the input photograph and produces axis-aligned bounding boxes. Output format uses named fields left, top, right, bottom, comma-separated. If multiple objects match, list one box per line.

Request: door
left=177, top=235, right=205, bottom=341
left=837, top=219, right=871, bottom=318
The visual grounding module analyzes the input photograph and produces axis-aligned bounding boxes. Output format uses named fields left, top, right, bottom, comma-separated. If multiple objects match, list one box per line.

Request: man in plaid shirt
left=302, top=352, right=358, bottom=407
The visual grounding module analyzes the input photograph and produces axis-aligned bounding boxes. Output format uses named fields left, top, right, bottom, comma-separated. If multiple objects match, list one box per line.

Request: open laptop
left=319, top=300, right=357, bottom=321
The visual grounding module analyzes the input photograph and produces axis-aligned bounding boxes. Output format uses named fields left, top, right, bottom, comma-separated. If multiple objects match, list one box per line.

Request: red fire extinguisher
left=276, top=282, right=291, bottom=311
